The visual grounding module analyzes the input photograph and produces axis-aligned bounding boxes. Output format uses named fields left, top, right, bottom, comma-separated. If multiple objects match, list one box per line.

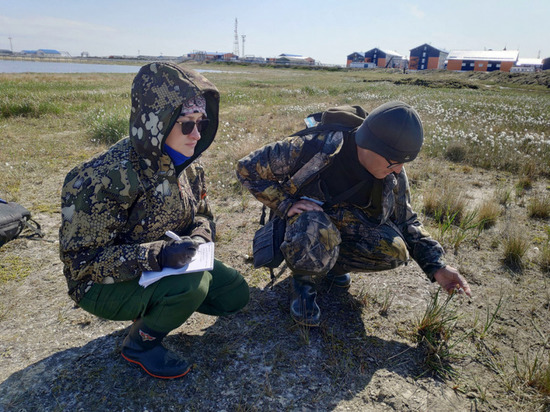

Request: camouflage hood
left=129, top=62, right=220, bottom=172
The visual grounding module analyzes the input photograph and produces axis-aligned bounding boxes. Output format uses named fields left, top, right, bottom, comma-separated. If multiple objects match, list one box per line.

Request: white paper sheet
left=139, top=242, right=215, bottom=288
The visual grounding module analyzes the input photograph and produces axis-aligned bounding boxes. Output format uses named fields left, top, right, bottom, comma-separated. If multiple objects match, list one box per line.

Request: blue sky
left=0, top=0, right=547, bottom=65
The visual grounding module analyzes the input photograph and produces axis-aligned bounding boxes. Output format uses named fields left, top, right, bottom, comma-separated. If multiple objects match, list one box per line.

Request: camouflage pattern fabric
left=237, top=131, right=446, bottom=281
left=60, top=63, right=220, bottom=303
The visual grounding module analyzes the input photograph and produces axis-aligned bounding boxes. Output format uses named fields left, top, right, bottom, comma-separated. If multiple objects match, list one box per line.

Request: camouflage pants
left=280, top=209, right=409, bottom=277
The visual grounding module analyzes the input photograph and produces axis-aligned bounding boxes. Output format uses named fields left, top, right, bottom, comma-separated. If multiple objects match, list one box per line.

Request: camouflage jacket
left=236, top=130, right=446, bottom=280
left=60, top=63, right=220, bottom=302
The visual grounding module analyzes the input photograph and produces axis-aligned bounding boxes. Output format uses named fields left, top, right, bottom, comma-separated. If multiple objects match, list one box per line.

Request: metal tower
left=233, top=18, right=239, bottom=57
left=241, top=35, right=246, bottom=58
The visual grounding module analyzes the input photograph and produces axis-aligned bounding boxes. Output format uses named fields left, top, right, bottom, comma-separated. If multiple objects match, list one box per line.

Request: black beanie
left=355, top=101, right=423, bottom=163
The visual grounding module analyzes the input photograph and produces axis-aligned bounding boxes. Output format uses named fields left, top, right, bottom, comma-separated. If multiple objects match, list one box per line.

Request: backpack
left=252, top=105, right=368, bottom=285
left=0, top=199, right=44, bottom=247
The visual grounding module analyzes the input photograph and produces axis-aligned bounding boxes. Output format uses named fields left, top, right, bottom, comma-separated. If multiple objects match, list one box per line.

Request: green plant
left=514, top=351, right=550, bottom=396
left=88, top=108, right=128, bottom=145
left=415, top=289, right=465, bottom=379
left=495, top=185, right=513, bottom=208
left=378, top=289, right=394, bottom=316
left=473, top=294, right=504, bottom=340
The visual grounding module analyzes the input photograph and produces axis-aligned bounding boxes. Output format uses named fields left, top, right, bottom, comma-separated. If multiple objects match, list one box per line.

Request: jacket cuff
left=422, top=262, right=446, bottom=282
left=137, top=241, right=164, bottom=272
left=276, top=198, right=295, bottom=219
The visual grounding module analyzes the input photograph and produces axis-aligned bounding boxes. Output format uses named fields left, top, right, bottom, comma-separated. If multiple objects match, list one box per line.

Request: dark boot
left=290, top=275, right=321, bottom=327
left=326, top=271, right=351, bottom=288
left=121, top=319, right=191, bottom=379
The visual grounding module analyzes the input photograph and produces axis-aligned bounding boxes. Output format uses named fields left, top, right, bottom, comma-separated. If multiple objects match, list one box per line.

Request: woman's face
left=165, top=112, right=204, bottom=157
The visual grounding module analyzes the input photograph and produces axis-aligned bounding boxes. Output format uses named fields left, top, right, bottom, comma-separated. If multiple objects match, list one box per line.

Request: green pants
left=78, top=259, right=249, bottom=333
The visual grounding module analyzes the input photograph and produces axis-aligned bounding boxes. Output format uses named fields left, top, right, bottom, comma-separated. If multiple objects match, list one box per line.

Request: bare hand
left=434, top=266, right=472, bottom=297
left=287, top=199, right=324, bottom=217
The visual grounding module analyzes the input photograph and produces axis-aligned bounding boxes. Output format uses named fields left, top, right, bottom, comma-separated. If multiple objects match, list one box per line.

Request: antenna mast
left=233, top=18, right=239, bottom=57
left=241, top=35, right=246, bottom=58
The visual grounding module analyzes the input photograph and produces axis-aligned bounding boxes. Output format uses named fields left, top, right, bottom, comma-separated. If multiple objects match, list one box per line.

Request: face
left=164, top=112, right=204, bottom=157
left=356, top=146, right=404, bottom=179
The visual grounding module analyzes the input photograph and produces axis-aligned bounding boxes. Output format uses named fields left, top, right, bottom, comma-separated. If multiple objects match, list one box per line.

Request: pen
left=165, top=231, right=182, bottom=241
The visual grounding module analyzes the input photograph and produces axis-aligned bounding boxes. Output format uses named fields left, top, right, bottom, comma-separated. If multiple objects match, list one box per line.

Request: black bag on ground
left=0, top=200, right=43, bottom=247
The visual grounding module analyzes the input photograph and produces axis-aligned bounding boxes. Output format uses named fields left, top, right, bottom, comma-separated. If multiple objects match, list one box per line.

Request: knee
left=161, top=272, right=211, bottom=307
left=281, top=211, right=341, bottom=275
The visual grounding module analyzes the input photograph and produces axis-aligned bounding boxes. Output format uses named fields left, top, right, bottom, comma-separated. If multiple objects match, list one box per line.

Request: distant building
left=274, top=54, right=315, bottom=65
left=346, top=52, right=364, bottom=67
left=543, top=58, right=550, bottom=71
left=511, top=58, right=543, bottom=73
left=446, top=50, right=519, bottom=72
left=21, top=49, right=63, bottom=57
left=364, top=48, right=406, bottom=69
left=0, top=49, right=13, bottom=55
left=187, top=51, right=235, bottom=62
left=409, top=43, right=448, bottom=70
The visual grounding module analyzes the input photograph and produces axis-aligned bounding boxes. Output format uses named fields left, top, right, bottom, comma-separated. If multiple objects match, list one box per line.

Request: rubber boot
left=290, top=275, right=321, bottom=327
left=326, top=271, right=351, bottom=288
left=121, top=319, right=191, bottom=379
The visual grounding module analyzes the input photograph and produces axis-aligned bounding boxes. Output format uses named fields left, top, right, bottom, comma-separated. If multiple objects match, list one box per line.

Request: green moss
left=0, top=254, right=32, bottom=284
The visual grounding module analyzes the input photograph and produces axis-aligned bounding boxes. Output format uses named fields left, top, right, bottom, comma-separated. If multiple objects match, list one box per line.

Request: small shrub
left=444, top=141, right=468, bottom=163
left=527, top=194, right=550, bottom=219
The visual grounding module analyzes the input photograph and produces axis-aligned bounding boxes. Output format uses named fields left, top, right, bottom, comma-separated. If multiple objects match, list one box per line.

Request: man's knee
left=281, top=211, right=341, bottom=275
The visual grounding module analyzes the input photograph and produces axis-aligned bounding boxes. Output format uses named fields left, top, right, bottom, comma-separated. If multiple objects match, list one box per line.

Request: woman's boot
left=121, top=319, right=191, bottom=379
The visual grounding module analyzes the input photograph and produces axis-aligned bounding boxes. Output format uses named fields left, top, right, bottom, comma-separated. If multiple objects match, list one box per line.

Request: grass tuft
left=527, top=194, right=550, bottom=219
left=415, top=289, right=465, bottom=379
left=502, top=228, right=529, bottom=270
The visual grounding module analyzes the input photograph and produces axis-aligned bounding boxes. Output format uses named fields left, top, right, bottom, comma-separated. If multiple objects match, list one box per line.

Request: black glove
left=159, top=237, right=199, bottom=269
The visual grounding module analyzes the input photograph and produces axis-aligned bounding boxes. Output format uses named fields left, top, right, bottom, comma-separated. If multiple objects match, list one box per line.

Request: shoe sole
left=121, top=353, right=191, bottom=379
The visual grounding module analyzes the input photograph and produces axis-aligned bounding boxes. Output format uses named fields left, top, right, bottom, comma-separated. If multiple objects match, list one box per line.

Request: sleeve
left=184, top=161, right=216, bottom=242
left=391, top=170, right=446, bottom=281
left=236, top=136, right=306, bottom=218
left=59, top=165, right=163, bottom=285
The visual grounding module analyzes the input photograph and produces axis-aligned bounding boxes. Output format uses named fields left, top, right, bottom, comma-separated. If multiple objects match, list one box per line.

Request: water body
left=0, top=59, right=142, bottom=74
left=0, top=60, right=230, bottom=74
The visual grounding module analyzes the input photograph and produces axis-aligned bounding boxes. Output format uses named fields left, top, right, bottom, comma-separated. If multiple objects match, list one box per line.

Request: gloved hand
left=159, top=237, right=199, bottom=269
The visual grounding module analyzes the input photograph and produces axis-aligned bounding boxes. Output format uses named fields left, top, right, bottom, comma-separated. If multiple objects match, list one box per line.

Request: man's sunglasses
left=176, top=118, right=210, bottom=135
left=384, top=156, right=403, bottom=169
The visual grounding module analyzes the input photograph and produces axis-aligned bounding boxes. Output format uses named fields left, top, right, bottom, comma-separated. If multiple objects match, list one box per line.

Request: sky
left=0, top=0, right=547, bottom=65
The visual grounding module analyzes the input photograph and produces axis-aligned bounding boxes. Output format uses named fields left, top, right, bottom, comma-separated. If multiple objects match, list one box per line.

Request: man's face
left=356, top=146, right=404, bottom=179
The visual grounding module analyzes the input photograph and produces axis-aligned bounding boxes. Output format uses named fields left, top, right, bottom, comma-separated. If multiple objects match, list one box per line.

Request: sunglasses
left=384, top=156, right=403, bottom=169
left=176, top=118, right=210, bottom=135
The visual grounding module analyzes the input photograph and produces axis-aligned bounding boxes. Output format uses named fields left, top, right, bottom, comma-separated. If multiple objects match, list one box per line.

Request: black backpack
left=0, top=200, right=44, bottom=247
